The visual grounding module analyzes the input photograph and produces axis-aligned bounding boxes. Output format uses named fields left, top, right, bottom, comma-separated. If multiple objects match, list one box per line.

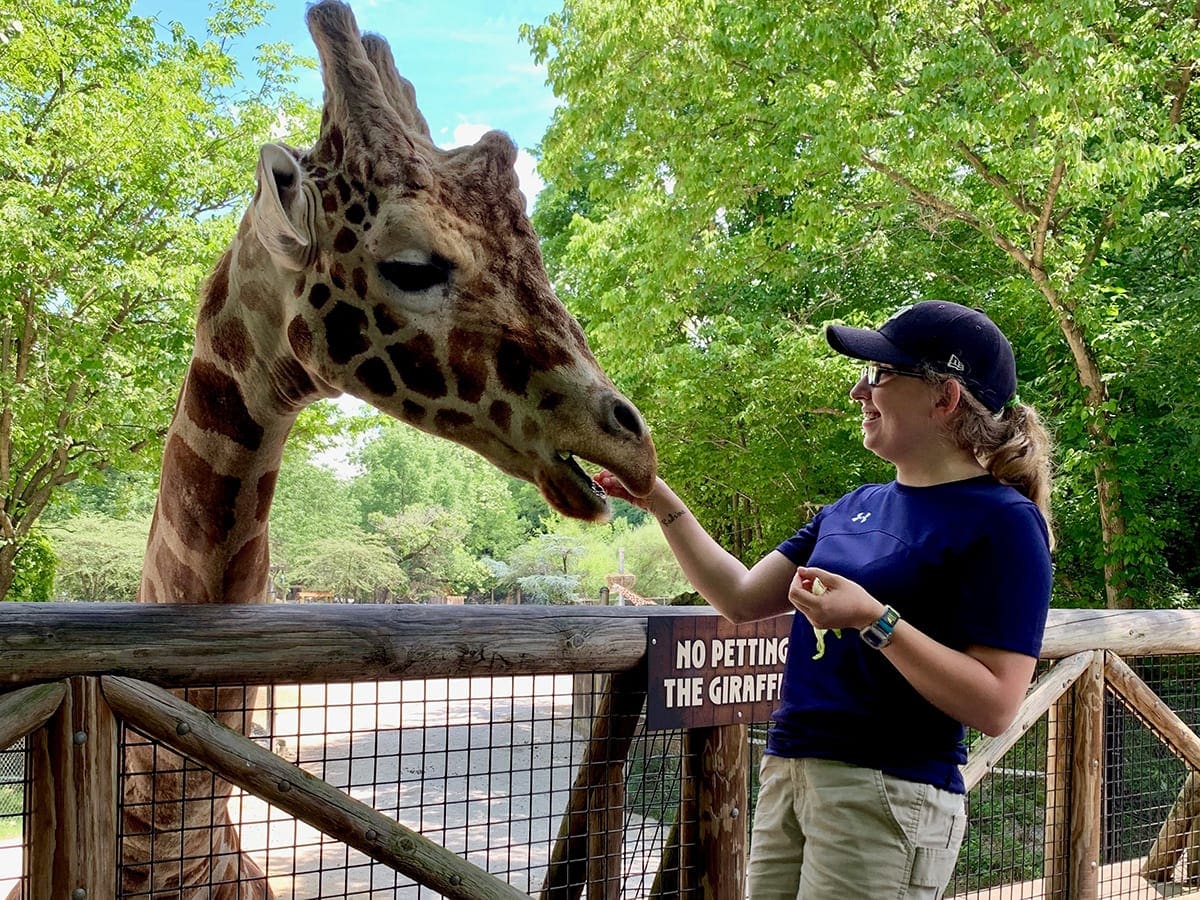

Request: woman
left=597, top=301, right=1053, bottom=899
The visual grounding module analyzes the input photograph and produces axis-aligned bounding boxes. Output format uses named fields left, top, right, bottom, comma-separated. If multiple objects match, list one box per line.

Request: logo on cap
left=946, top=354, right=965, bottom=372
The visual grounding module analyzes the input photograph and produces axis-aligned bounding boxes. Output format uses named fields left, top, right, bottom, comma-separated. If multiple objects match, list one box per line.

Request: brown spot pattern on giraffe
left=211, top=319, right=253, bottom=373
left=356, top=357, right=396, bottom=396
left=288, top=315, right=314, bottom=361
left=496, top=338, right=533, bottom=395
left=387, top=333, right=447, bottom=398
left=153, top=542, right=213, bottom=604
left=401, top=400, right=425, bottom=422
left=330, top=262, right=348, bottom=290
left=199, top=251, right=231, bottom=323
left=435, top=409, right=474, bottom=430
left=488, top=400, right=512, bottom=433
left=309, top=282, right=332, bottom=309
left=255, top=471, right=278, bottom=521
left=159, top=436, right=241, bottom=553
left=373, top=304, right=407, bottom=335
left=447, top=328, right=489, bottom=403
left=222, top=533, right=269, bottom=603
left=334, top=227, right=358, bottom=253
left=352, top=267, right=368, bottom=299
left=324, top=301, right=370, bottom=364
left=185, top=360, right=264, bottom=452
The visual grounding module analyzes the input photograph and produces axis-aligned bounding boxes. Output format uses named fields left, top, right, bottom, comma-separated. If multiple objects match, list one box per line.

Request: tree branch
left=1033, top=158, right=1066, bottom=268
left=957, top=142, right=1040, bottom=218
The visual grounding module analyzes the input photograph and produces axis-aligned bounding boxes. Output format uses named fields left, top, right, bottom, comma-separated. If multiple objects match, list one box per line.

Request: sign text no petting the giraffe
left=645, top=613, right=792, bottom=731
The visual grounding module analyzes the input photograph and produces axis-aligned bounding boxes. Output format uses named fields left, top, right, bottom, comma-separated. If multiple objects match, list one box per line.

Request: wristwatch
left=860, top=605, right=901, bottom=650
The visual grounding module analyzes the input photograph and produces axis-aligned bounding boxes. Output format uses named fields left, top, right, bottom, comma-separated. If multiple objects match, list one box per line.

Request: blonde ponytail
left=946, top=387, right=1056, bottom=550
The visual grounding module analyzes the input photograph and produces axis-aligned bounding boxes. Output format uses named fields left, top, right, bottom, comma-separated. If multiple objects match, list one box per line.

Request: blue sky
left=132, top=0, right=562, bottom=203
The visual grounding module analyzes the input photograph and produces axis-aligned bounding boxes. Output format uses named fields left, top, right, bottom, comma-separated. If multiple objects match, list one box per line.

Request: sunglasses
left=862, top=363, right=924, bottom=386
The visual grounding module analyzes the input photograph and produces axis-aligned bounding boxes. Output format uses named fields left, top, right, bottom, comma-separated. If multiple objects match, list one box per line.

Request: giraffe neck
left=139, top=241, right=325, bottom=606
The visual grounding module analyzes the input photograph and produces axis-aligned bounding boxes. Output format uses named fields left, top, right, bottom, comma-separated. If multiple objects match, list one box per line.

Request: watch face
left=860, top=606, right=899, bottom=649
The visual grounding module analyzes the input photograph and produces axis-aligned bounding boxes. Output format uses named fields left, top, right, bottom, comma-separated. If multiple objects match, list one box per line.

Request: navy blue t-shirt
left=770, top=475, right=1052, bottom=794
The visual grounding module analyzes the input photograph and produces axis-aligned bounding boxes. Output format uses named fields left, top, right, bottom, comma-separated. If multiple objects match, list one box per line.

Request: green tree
left=284, top=531, right=403, bottom=603
left=351, top=420, right=532, bottom=560
left=370, top=506, right=487, bottom=599
left=0, top=0, right=317, bottom=598
left=527, top=0, right=1200, bottom=606
left=45, top=513, right=150, bottom=601
left=8, top=528, right=55, bottom=602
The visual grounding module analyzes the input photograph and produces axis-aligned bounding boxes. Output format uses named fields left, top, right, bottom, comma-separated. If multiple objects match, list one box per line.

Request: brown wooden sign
left=645, top=613, right=793, bottom=731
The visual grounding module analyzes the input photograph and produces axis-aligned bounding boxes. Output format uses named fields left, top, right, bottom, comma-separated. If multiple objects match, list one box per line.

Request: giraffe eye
left=378, top=254, right=452, bottom=293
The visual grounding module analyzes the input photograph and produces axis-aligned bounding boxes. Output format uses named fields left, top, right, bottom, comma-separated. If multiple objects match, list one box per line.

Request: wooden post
left=1043, top=690, right=1072, bottom=899
left=1068, top=651, right=1105, bottom=900
left=679, top=725, right=748, bottom=899
left=24, top=676, right=118, bottom=900
left=541, top=664, right=647, bottom=900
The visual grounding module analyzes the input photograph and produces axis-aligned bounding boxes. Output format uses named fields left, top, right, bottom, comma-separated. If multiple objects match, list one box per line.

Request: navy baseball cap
left=826, top=301, right=1017, bottom=413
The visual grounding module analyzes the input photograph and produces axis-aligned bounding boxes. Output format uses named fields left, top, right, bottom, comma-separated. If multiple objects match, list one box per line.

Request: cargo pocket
left=910, top=845, right=958, bottom=889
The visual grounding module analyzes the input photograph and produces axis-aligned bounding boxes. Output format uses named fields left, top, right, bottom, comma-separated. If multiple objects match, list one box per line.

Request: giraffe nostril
left=610, top=397, right=644, bottom=439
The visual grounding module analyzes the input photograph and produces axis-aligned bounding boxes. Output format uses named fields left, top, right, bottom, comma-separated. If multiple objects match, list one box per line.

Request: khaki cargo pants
left=748, top=755, right=966, bottom=900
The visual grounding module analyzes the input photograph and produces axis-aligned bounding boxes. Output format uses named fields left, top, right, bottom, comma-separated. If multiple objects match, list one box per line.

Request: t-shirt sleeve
left=957, top=501, right=1053, bottom=658
left=775, top=504, right=828, bottom=565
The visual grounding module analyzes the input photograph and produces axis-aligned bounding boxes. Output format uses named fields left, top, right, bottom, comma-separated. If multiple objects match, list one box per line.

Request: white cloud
left=445, top=122, right=543, bottom=213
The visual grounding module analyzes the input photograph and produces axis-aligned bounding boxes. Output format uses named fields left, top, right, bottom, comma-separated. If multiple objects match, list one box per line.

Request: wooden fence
left=0, top=603, right=1198, bottom=898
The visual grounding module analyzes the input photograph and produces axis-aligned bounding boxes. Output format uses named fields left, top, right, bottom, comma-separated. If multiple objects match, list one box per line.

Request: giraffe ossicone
left=118, top=1, right=656, bottom=896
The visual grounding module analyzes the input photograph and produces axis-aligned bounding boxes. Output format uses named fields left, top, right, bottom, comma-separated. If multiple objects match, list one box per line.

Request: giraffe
left=113, top=1, right=657, bottom=895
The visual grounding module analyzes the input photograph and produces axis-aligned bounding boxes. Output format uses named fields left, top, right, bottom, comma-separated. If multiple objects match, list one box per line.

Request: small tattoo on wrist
left=660, top=509, right=686, bottom=527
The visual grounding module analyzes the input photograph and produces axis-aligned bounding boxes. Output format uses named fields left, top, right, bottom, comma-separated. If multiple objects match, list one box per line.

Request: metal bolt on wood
left=176, top=722, right=190, bottom=736
left=72, top=731, right=87, bottom=745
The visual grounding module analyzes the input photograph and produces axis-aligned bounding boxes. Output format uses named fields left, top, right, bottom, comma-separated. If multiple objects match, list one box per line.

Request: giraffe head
left=244, top=0, right=655, bottom=521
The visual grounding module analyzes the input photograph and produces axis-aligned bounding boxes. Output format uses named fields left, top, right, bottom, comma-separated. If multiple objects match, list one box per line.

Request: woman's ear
left=935, top=378, right=964, bottom=414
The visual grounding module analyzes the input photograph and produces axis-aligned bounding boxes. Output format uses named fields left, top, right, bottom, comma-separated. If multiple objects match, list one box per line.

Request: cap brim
left=825, top=324, right=919, bottom=367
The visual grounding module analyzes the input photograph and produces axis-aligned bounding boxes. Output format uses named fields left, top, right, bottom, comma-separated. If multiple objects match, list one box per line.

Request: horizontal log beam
left=101, top=676, right=530, bottom=900
left=0, top=604, right=1199, bottom=686
left=0, top=603, right=664, bottom=686
left=1039, top=609, right=1200, bottom=659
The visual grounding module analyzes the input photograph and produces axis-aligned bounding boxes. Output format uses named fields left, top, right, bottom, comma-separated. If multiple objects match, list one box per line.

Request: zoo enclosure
left=0, top=604, right=1198, bottom=897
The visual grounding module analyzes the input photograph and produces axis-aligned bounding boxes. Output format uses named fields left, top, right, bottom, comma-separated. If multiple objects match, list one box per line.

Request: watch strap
left=860, top=605, right=901, bottom=649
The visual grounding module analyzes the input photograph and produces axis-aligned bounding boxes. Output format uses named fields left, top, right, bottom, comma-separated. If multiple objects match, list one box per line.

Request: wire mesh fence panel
left=0, top=739, right=25, bottom=900
left=948, top=712, right=1060, bottom=899
left=1101, top=654, right=1200, bottom=896
left=114, top=674, right=696, bottom=898
left=0, top=651, right=1188, bottom=898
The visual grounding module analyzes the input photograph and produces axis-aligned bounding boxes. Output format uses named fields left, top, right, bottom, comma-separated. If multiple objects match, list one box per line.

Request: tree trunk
left=0, top=543, right=14, bottom=600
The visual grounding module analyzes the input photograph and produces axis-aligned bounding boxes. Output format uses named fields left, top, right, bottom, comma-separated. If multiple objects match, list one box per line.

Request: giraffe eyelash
left=378, top=255, right=452, bottom=293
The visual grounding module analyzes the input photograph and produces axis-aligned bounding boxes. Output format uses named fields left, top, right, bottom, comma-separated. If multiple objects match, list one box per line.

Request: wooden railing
left=0, top=603, right=1198, bottom=898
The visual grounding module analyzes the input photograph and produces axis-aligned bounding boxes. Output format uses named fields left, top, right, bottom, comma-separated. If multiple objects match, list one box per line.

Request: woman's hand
left=594, top=470, right=662, bottom=512
left=788, top=567, right=886, bottom=631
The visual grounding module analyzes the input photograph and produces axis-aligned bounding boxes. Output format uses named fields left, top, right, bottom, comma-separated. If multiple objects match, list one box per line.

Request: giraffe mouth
left=540, top=450, right=611, bottom=521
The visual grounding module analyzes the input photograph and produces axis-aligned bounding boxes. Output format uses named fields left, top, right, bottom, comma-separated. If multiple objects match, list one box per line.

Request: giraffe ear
left=253, top=143, right=315, bottom=272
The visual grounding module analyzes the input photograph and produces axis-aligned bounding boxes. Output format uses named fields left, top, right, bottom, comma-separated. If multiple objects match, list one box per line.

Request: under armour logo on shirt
left=851, top=512, right=872, bottom=523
